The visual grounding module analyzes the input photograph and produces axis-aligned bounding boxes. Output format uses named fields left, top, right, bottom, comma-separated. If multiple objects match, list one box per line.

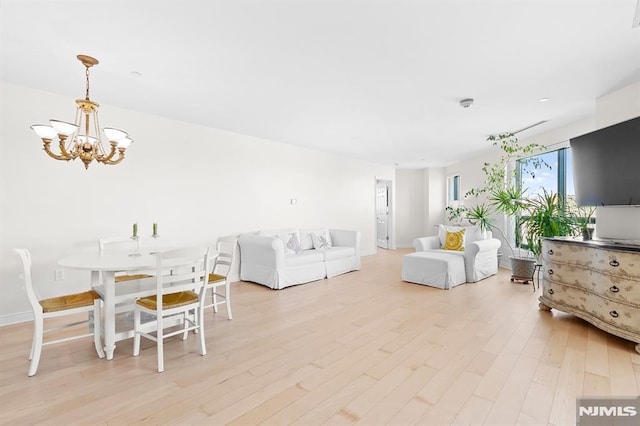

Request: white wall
left=424, top=167, right=445, bottom=236
left=395, top=169, right=424, bottom=247
left=394, top=167, right=446, bottom=248
left=596, top=81, right=640, bottom=127
left=0, top=83, right=395, bottom=325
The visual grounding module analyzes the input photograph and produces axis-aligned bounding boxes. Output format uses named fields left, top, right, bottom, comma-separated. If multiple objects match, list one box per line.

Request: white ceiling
left=2, top=0, right=639, bottom=168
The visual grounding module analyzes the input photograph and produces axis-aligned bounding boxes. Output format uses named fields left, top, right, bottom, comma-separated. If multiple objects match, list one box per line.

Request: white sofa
left=238, top=228, right=361, bottom=289
left=411, top=225, right=501, bottom=284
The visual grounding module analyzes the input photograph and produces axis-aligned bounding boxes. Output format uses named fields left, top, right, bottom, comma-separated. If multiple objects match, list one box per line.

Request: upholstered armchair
left=413, top=225, right=501, bottom=283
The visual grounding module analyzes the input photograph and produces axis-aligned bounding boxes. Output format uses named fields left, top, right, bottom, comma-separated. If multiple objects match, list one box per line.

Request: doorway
left=376, top=179, right=392, bottom=249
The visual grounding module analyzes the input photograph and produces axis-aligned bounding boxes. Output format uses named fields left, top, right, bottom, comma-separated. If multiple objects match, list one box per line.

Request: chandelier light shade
left=31, top=54, right=132, bottom=169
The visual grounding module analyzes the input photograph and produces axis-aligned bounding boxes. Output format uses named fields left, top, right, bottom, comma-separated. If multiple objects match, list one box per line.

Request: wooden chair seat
left=136, top=291, right=198, bottom=310
left=40, top=290, right=101, bottom=313
left=115, top=273, right=153, bottom=283
left=208, top=273, right=225, bottom=283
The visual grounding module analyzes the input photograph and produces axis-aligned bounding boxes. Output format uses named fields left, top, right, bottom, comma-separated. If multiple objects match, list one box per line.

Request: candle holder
left=129, top=235, right=142, bottom=257
left=150, top=233, right=160, bottom=255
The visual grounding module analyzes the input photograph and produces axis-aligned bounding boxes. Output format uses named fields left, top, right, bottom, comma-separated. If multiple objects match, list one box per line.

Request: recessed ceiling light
left=538, top=97, right=550, bottom=103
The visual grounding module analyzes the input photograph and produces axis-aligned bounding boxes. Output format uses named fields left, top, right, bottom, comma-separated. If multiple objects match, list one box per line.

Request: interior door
left=376, top=180, right=390, bottom=249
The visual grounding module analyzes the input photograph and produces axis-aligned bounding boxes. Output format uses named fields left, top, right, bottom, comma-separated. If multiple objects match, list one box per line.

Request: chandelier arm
left=42, top=139, right=71, bottom=161
left=57, top=135, right=80, bottom=160
left=103, top=148, right=126, bottom=165
left=97, top=141, right=119, bottom=163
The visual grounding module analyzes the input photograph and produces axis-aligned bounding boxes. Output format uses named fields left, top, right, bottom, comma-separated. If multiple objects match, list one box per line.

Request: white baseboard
left=0, top=311, right=33, bottom=327
left=395, top=242, right=414, bottom=249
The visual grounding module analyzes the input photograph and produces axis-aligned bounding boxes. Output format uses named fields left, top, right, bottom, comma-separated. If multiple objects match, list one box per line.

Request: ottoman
left=402, top=251, right=466, bottom=289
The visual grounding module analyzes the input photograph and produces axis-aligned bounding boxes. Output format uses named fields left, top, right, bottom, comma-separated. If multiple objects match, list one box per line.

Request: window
left=516, top=147, right=575, bottom=210
left=516, top=147, right=581, bottom=246
left=447, top=174, right=460, bottom=204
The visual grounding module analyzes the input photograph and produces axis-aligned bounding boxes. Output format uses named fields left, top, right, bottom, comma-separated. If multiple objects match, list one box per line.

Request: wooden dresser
left=539, top=237, right=640, bottom=354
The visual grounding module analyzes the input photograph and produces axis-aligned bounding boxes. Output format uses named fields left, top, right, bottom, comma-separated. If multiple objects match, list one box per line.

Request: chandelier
left=30, top=55, right=132, bottom=169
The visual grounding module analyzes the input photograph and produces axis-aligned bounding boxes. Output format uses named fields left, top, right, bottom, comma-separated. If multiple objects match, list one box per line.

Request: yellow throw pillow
left=442, top=229, right=465, bottom=251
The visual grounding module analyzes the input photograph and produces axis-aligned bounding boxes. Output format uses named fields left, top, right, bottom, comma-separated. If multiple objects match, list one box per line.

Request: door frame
left=375, top=178, right=394, bottom=250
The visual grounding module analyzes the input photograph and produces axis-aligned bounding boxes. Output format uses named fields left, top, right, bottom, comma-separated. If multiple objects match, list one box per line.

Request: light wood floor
left=1, top=248, right=639, bottom=425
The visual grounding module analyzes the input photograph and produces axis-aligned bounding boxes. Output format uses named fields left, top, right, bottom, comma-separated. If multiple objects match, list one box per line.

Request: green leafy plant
left=465, top=133, right=547, bottom=199
left=520, top=189, right=575, bottom=258
left=465, top=203, right=492, bottom=232
left=445, top=205, right=468, bottom=223
left=464, top=132, right=576, bottom=261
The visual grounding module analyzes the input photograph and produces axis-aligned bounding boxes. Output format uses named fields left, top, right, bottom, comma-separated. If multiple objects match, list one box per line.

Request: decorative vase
left=582, top=227, right=594, bottom=240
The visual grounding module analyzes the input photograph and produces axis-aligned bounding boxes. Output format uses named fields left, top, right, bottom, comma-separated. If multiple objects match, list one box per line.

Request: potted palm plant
left=520, top=189, right=575, bottom=259
left=465, top=132, right=576, bottom=282
left=491, top=188, right=575, bottom=272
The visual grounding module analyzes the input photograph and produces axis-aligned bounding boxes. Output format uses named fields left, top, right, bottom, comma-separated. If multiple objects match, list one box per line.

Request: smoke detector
left=460, top=98, right=474, bottom=108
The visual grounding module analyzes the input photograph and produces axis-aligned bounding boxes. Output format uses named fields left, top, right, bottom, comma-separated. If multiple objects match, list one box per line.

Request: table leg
left=102, top=270, right=116, bottom=360
left=90, top=270, right=100, bottom=287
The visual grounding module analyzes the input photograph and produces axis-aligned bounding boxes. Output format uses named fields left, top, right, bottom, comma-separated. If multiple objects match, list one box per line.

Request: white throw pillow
left=278, top=232, right=302, bottom=255
left=438, top=225, right=463, bottom=246
left=260, top=228, right=298, bottom=238
left=298, top=230, right=316, bottom=251
left=464, top=225, right=483, bottom=243
left=311, top=230, right=333, bottom=250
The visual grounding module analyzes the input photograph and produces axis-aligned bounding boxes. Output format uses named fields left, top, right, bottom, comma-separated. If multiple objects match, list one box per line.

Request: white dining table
left=58, top=252, right=157, bottom=360
left=58, top=250, right=215, bottom=360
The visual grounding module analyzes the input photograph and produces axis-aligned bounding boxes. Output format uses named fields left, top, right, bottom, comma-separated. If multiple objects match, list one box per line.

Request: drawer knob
left=609, top=310, right=619, bottom=318
left=547, top=249, right=554, bottom=255
left=547, top=269, right=554, bottom=275
left=610, top=285, right=620, bottom=293
left=548, top=289, right=554, bottom=295
left=609, top=260, right=620, bottom=267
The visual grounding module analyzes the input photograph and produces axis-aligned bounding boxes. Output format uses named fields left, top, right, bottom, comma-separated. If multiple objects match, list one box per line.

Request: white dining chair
left=133, top=246, right=214, bottom=373
left=98, top=236, right=153, bottom=282
left=204, top=238, right=236, bottom=319
left=14, top=248, right=105, bottom=376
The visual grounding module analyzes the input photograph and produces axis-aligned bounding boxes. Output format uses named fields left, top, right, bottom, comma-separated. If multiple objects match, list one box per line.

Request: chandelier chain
left=85, top=65, right=91, bottom=101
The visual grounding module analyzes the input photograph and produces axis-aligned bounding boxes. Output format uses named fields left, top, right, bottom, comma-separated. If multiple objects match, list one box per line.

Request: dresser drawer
left=542, top=261, right=595, bottom=290
left=587, top=293, right=640, bottom=335
left=540, top=279, right=573, bottom=307
left=596, top=275, right=640, bottom=306
left=592, top=249, right=640, bottom=281
left=542, top=240, right=595, bottom=268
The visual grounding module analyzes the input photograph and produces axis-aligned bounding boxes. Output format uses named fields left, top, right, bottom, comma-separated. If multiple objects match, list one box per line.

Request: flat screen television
left=570, top=116, right=640, bottom=206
